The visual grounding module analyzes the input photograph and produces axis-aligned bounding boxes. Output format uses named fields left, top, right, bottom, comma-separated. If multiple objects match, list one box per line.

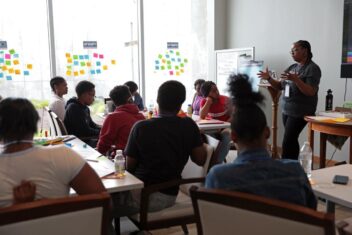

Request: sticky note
left=184, top=58, right=188, bottom=63
left=5, top=61, right=11, bottom=66
left=180, top=63, right=184, bottom=67
left=166, top=54, right=170, bottom=58
left=0, top=73, right=3, bottom=78
left=93, top=53, right=98, bottom=58
left=65, top=53, right=71, bottom=58
left=169, top=71, right=174, bottom=75
left=176, top=71, right=180, bottom=76
left=103, top=65, right=108, bottom=70
left=167, top=65, right=171, bottom=70
left=99, top=54, right=104, bottom=59
left=180, top=69, right=184, bottom=73
left=167, top=60, right=171, bottom=64
left=162, top=59, right=166, bottom=63
left=178, top=58, right=181, bottom=62
left=79, top=55, right=84, bottom=60
left=155, top=60, right=159, bottom=64
left=155, top=66, right=159, bottom=70
left=80, top=70, right=85, bottom=75
left=24, top=71, right=30, bottom=76
left=13, top=54, right=19, bottom=58
left=66, top=70, right=72, bottom=76
left=158, top=54, right=162, bottom=59
left=96, top=61, right=101, bottom=66
left=0, top=58, right=4, bottom=63
left=161, top=66, right=165, bottom=70
left=73, top=55, right=78, bottom=60
left=2, top=66, right=7, bottom=71
left=80, top=61, right=86, bottom=66
left=176, top=51, right=180, bottom=56
left=74, top=71, right=79, bottom=76
left=67, top=58, right=73, bottom=63
left=74, top=61, right=79, bottom=66
left=90, top=70, right=96, bottom=75
left=67, top=65, right=72, bottom=69
left=9, top=68, right=14, bottom=74
left=15, top=69, right=21, bottom=75
left=13, top=60, right=19, bottom=65
left=171, top=58, right=175, bottom=62
left=111, top=60, right=116, bottom=65
left=0, top=51, right=3, bottom=54
left=27, top=64, right=33, bottom=69
left=175, top=66, right=179, bottom=70
left=6, top=75, right=12, bottom=80
left=86, top=62, right=91, bottom=67
left=96, top=69, right=101, bottom=74
left=9, top=49, right=15, bottom=54
left=170, top=50, right=174, bottom=54
left=84, top=55, right=89, bottom=60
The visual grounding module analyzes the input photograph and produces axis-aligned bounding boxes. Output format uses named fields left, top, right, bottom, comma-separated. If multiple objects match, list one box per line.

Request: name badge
left=284, top=84, right=290, bottom=97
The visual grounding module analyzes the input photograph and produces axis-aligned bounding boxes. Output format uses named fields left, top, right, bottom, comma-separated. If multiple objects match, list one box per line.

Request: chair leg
left=181, top=224, right=189, bottom=234
left=114, top=217, right=120, bottom=235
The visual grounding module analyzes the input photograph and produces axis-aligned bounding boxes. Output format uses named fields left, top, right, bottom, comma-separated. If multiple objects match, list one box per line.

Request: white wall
left=221, top=0, right=352, bottom=162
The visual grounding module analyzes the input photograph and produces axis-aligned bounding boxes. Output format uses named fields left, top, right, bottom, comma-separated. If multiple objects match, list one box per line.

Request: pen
left=86, top=159, right=99, bottom=162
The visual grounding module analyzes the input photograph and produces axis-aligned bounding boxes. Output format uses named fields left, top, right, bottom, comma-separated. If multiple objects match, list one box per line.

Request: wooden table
left=311, top=164, right=352, bottom=213
left=305, top=116, right=352, bottom=168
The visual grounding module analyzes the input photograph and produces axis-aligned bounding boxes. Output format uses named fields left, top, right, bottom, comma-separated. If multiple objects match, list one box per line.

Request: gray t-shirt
left=280, top=60, right=321, bottom=117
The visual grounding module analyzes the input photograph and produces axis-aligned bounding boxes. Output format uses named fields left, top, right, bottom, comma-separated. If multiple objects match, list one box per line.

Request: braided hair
left=295, top=40, right=313, bottom=62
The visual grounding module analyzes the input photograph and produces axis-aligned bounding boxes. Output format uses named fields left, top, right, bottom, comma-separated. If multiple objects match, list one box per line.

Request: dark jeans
left=281, top=114, right=307, bottom=160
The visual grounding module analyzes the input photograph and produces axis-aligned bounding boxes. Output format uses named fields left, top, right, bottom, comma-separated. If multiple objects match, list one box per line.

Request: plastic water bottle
left=114, top=150, right=125, bottom=178
left=299, top=141, right=312, bottom=178
left=187, top=104, right=193, bottom=117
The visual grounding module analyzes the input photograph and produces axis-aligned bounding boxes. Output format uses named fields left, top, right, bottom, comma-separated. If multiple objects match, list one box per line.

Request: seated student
left=124, top=80, right=207, bottom=212
left=205, top=75, right=317, bottom=209
left=97, top=85, right=145, bottom=155
left=49, top=76, right=68, bottom=121
left=192, top=79, right=205, bottom=115
left=124, top=81, right=144, bottom=111
left=0, top=98, right=106, bottom=208
left=64, top=80, right=101, bottom=147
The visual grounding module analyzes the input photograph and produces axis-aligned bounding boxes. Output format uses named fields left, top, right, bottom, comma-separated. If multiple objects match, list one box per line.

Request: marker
left=86, top=159, right=98, bottom=162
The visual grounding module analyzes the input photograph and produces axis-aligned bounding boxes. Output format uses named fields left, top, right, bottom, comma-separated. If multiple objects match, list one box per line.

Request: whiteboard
left=215, top=47, right=255, bottom=95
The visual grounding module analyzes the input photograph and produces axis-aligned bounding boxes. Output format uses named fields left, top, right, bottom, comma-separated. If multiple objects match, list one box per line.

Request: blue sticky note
left=155, top=60, right=159, bottom=64
left=96, top=69, right=101, bottom=74
left=79, top=55, right=84, bottom=60
left=24, top=71, right=30, bottom=76
left=74, top=61, right=79, bottom=66
left=0, top=58, right=4, bottom=63
left=84, top=55, right=89, bottom=59
left=90, top=70, right=96, bottom=74
left=166, top=54, right=170, bottom=58
left=177, top=58, right=181, bottom=62
left=13, top=54, right=19, bottom=58
left=0, top=73, right=3, bottom=78
left=155, top=66, right=159, bottom=70
left=171, top=58, right=175, bottom=62
left=6, top=75, right=12, bottom=80
left=96, top=61, right=101, bottom=66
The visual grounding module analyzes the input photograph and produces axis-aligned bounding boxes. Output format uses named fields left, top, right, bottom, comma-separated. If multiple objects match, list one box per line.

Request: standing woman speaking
left=258, top=40, right=321, bottom=159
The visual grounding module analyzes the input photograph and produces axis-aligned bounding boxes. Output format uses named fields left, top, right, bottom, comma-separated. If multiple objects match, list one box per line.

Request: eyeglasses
left=290, top=48, right=301, bottom=54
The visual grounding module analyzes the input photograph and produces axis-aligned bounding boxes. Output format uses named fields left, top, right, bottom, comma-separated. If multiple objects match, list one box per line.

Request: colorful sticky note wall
left=154, top=49, right=188, bottom=76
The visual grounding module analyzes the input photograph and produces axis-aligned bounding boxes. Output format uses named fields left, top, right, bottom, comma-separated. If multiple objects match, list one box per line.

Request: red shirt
left=200, top=95, right=230, bottom=121
left=97, top=104, right=145, bottom=154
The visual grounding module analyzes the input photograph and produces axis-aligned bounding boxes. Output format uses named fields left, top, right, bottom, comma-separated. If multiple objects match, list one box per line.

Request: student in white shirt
left=49, top=76, right=68, bottom=120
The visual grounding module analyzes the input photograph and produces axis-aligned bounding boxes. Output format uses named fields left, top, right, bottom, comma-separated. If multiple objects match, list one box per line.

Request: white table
left=311, top=164, right=352, bottom=213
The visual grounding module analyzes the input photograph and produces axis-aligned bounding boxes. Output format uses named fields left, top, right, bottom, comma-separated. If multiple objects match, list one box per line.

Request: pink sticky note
left=99, top=54, right=104, bottom=59
left=169, top=71, right=174, bottom=75
left=93, top=53, right=98, bottom=58
left=5, top=54, right=10, bottom=59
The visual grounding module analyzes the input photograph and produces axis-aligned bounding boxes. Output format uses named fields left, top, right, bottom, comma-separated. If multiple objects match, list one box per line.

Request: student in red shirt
left=97, top=85, right=145, bottom=155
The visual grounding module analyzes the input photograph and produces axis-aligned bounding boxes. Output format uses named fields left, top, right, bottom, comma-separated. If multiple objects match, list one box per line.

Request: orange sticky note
left=111, top=60, right=116, bottom=65
left=73, top=71, right=79, bottom=76
left=2, top=66, right=7, bottom=71
left=27, top=64, right=33, bottom=69
left=80, top=70, right=85, bottom=75
left=66, top=70, right=72, bottom=76
left=13, top=60, right=19, bottom=65
left=15, top=69, right=21, bottom=75
left=103, top=65, right=108, bottom=70
left=9, top=68, right=14, bottom=74
left=86, top=62, right=91, bottom=67
left=65, top=53, right=71, bottom=58
left=67, top=58, right=73, bottom=63
left=162, top=59, right=166, bottom=63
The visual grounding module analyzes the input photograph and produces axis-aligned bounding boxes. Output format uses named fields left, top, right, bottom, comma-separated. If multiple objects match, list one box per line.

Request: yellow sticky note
left=180, top=69, right=184, bottom=73
left=2, top=66, right=7, bottom=71
left=80, top=70, right=85, bottom=75
left=66, top=70, right=72, bottom=76
left=74, top=71, right=79, bottom=76
left=9, top=68, right=14, bottom=74
left=15, top=69, right=21, bottom=75
left=176, top=71, right=180, bottom=76
left=111, top=60, right=116, bottom=65
left=103, top=65, right=108, bottom=70
left=27, top=64, right=33, bottom=69
left=67, top=58, right=73, bottom=63
left=66, top=53, right=71, bottom=58
left=86, top=62, right=91, bottom=67
left=13, top=60, right=19, bottom=65
left=333, top=118, right=350, bottom=123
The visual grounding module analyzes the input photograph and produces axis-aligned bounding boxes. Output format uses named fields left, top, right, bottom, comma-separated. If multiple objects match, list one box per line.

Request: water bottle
left=325, top=89, right=333, bottom=111
left=299, top=142, right=312, bottom=178
left=114, top=150, right=125, bottom=178
left=187, top=104, right=193, bottom=117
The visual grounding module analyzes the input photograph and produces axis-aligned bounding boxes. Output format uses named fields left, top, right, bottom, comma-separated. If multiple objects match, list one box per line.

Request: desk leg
left=320, top=133, right=327, bottom=168
left=326, top=200, right=335, bottom=213
left=350, top=137, right=352, bottom=164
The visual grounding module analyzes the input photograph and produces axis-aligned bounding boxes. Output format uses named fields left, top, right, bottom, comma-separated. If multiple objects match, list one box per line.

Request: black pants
left=281, top=114, right=307, bottom=160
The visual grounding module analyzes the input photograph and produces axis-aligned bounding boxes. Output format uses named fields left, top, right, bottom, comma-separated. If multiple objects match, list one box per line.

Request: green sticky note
left=67, top=65, right=72, bottom=70
left=158, top=54, right=162, bottom=59
left=5, top=60, right=11, bottom=66
left=80, top=61, right=86, bottom=66
left=180, top=63, right=184, bottom=67
left=0, top=51, right=4, bottom=54
left=176, top=51, right=180, bottom=56
left=167, top=60, right=171, bottom=64
left=168, top=65, right=171, bottom=69
left=175, top=66, right=179, bottom=70
left=9, top=49, right=15, bottom=54
left=170, top=50, right=174, bottom=54
left=161, top=66, right=165, bottom=70
left=184, top=58, right=188, bottom=63
left=73, top=55, right=78, bottom=60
